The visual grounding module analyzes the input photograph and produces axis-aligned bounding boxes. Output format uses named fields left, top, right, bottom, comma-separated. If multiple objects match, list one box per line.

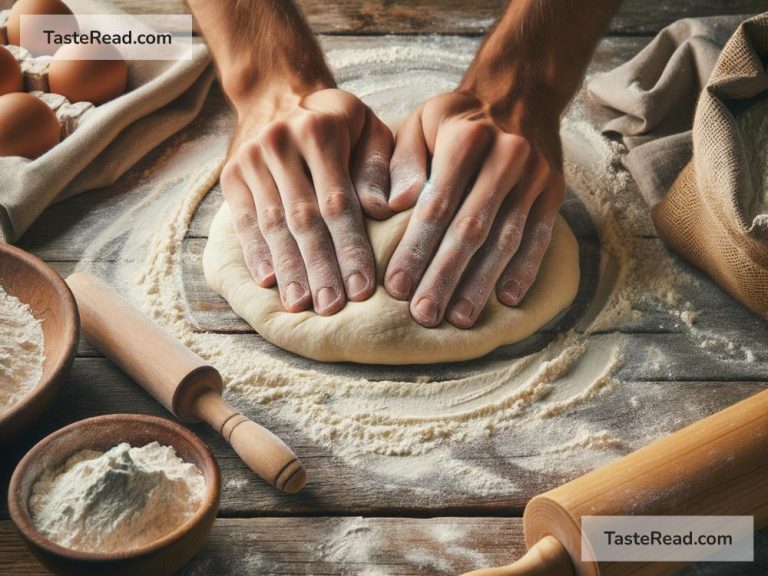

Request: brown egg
left=7, top=0, right=76, bottom=56
left=0, top=92, right=60, bottom=158
left=0, top=46, right=23, bottom=95
left=49, top=43, right=127, bottom=105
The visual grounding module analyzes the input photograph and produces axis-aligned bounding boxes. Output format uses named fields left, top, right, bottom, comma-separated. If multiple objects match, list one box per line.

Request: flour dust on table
left=73, top=37, right=761, bottom=497
left=0, top=282, right=44, bottom=414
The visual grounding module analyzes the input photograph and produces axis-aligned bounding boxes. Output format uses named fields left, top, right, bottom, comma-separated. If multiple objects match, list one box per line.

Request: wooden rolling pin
left=463, top=387, right=768, bottom=576
left=66, top=272, right=307, bottom=494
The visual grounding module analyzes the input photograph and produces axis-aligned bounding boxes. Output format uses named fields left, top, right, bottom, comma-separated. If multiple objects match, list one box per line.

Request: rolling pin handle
left=193, top=391, right=307, bottom=494
left=459, top=536, right=573, bottom=576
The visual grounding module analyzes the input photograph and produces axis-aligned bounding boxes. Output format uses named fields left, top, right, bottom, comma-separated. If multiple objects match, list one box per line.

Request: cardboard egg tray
left=1, top=9, right=96, bottom=139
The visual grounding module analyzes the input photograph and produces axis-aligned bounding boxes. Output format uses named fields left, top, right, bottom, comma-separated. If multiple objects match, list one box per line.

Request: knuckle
left=305, top=252, right=337, bottom=277
left=500, top=133, right=531, bottom=159
left=419, top=195, right=454, bottom=225
left=258, top=121, right=291, bottom=152
left=321, top=187, right=355, bottom=220
left=498, top=220, right=524, bottom=250
left=258, top=206, right=286, bottom=235
left=452, top=215, right=488, bottom=248
left=338, top=243, right=372, bottom=268
left=242, top=238, right=267, bottom=261
left=459, top=122, right=492, bottom=147
left=240, top=139, right=263, bottom=164
left=287, top=201, right=323, bottom=235
left=300, top=112, right=340, bottom=142
left=275, top=253, right=302, bottom=274
left=232, top=210, right=259, bottom=234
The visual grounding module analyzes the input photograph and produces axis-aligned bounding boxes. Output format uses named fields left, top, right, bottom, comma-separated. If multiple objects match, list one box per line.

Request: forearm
left=186, top=0, right=334, bottom=117
left=460, top=0, right=620, bottom=123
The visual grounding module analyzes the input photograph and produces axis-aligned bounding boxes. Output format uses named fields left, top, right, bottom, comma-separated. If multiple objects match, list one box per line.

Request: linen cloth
left=0, top=0, right=213, bottom=242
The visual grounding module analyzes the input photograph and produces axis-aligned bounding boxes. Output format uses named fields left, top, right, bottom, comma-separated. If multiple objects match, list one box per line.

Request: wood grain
left=0, top=355, right=764, bottom=520
left=3, top=518, right=767, bottom=575
left=106, top=0, right=764, bottom=35
left=5, top=13, right=768, bottom=575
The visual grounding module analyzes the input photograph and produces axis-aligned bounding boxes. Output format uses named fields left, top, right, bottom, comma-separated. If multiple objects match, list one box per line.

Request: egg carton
left=5, top=44, right=51, bottom=92
left=28, top=90, right=95, bottom=139
left=2, top=18, right=96, bottom=140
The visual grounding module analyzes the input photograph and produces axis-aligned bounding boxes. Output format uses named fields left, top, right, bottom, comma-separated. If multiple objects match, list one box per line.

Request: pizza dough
left=203, top=203, right=580, bottom=365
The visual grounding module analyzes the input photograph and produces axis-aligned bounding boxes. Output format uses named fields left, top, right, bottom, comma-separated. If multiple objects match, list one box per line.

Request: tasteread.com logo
left=581, top=515, right=754, bottom=562
left=18, top=14, right=193, bottom=59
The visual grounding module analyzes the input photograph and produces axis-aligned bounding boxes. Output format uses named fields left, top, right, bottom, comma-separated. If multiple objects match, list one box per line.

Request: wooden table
left=3, top=1, right=768, bottom=574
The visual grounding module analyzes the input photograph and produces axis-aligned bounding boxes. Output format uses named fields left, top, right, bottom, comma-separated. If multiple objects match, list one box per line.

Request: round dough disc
left=203, top=203, right=580, bottom=365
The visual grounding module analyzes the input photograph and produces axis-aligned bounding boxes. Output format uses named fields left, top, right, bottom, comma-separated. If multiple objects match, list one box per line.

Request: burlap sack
left=652, top=13, right=768, bottom=318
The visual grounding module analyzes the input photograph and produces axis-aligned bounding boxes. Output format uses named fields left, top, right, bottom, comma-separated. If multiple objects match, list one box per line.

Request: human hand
left=221, top=88, right=394, bottom=316
left=385, top=91, right=565, bottom=329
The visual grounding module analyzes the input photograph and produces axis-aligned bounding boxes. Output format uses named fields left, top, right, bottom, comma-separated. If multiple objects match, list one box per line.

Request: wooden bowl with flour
left=8, top=414, right=221, bottom=576
left=0, top=242, right=79, bottom=447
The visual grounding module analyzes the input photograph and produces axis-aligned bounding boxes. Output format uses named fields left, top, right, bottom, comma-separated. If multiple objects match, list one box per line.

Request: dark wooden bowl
left=0, top=243, right=79, bottom=448
left=7, top=414, right=221, bottom=576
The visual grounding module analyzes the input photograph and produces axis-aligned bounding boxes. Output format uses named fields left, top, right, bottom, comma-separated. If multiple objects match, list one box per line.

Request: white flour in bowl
left=29, top=441, right=206, bottom=553
left=0, top=283, right=45, bottom=414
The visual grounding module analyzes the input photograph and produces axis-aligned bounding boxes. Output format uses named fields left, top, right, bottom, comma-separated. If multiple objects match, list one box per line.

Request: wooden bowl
left=0, top=243, right=79, bottom=447
left=7, top=414, right=221, bottom=576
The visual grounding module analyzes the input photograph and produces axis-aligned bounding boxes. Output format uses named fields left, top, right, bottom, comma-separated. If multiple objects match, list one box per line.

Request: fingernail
left=346, top=272, right=369, bottom=299
left=415, top=297, right=439, bottom=324
left=450, top=298, right=474, bottom=322
left=286, top=282, right=307, bottom=307
left=500, top=280, right=522, bottom=304
left=317, top=287, right=339, bottom=311
left=388, top=270, right=412, bottom=298
left=257, top=261, right=274, bottom=281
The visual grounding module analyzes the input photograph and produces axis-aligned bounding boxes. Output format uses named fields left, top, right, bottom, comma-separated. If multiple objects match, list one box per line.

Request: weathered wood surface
left=8, top=34, right=768, bottom=521
left=3, top=519, right=768, bottom=576
left=1, top=356, right=764, bottom=519
left=5, top=24, right=768, bottom=576
left=110, top=0, right=765, bottom=35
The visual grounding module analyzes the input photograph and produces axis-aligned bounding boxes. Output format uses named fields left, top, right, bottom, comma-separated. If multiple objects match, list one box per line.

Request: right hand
left=221, top=88, right=394, bottom=315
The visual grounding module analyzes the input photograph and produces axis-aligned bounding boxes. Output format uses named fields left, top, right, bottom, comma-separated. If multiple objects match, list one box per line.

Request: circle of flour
left=203, top=202, right=580, bottom=364
left=76, top=36, right=752, bottom=494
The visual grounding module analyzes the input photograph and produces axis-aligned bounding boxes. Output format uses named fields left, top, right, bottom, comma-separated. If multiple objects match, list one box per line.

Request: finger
left=446, top=155, right=550, bottom=329
left=236, top=137, right=313, bottom=313
left=496, top=174, right=564, bottom=307
left=384, top=121, right=492, bottom=302
left=351, top=108, right=394, bottom=220
left=297, top=112, right=377, bottom=304
left=258, top=121, right=347, bottom=316
left=389, top=107, right=428, bottom=211
left=220, top=161, right=275, bottom=287
left=409, top=134, right=530, bottom=327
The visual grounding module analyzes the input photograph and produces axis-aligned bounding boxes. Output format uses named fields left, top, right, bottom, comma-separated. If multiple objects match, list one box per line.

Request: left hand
left=384, top=90, right=565, bottom=329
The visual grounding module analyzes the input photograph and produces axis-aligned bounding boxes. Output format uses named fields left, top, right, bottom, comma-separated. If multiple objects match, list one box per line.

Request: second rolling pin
left=66, top=272, right=307, bottom=494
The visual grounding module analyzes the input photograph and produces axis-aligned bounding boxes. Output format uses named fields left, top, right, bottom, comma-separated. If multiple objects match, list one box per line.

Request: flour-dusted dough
left=203, top=202, right=580, bottom=365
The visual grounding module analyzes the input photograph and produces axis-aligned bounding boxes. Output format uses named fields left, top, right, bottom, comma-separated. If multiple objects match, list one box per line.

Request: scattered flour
left=315, top=518, right=489, bottom=575
left=71, top=37, right=762, bottom=499
left=0, top=283, right=45, bottom=414
left=30, top=442, right=206, bottom=553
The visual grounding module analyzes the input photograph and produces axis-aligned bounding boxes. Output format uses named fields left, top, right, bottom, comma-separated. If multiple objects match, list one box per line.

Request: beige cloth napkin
left=588, top=15, right=746, bottom=205
left=0, top=0, right=214, bottom=243
left=588, top=13, right=768, bottom=318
